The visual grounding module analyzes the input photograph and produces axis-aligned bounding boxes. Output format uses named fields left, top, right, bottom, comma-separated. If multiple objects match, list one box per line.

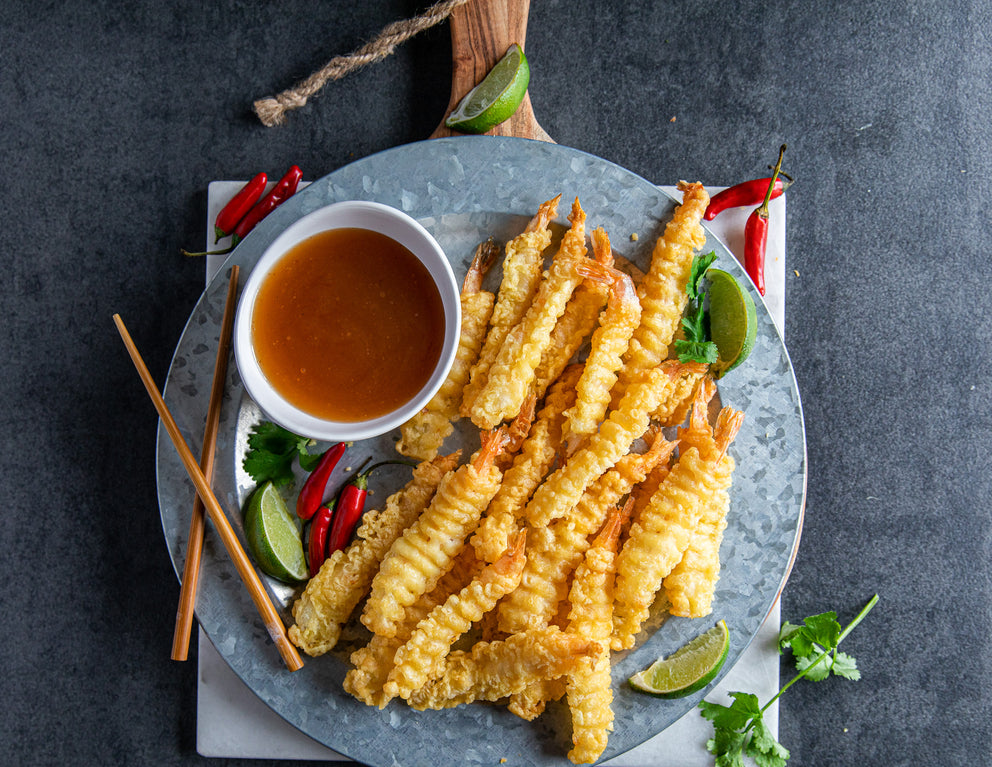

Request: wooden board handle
left=430, top=0, right=552, bottom=141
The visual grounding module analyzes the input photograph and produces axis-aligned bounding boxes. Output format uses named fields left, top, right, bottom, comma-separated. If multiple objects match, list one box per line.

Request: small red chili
left=327, top=461, right=413, bottom=553
left=214, top=172, right=267, bottom=242
left=704, top=175, right=791, bottom=220
left=743, top=145, right=787, bottom=297
left=296, top=441, right=346, bottom=521
left=228, top=165, right=302, bottom=248
left=182, top=165, right=303, bottom=257
left=307, top=500, right=335, bottom=578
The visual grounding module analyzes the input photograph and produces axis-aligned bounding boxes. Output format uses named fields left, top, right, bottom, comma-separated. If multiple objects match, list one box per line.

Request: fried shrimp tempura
left=525, top=361, right=704, bottom=529
left=565, top=505, right=625, bottom=765
left=471, top=365, right=581, bottom=564
left=614, top=182, right=709, bottom=400
left=530, top=228, right=613, bottom=401
left=289, top=453, right=458, bottom=656
left=612, top=407, right=742, bottom=649
left=397, top=240, right=500, bottom=461
left=664, top=384, right=743, bottom=617
left=565, top=241, right=642, bottom=440
left=499, top=432, right=677, bottom=635
left=471, top=198, right=589, bottom=429
left=462, top=196, right=560, bottom=415
left=361, top=430, right=508, bottom=638
left=383, top=531, right=526, bottom=703
left=406, top=627, right=599, bottom=711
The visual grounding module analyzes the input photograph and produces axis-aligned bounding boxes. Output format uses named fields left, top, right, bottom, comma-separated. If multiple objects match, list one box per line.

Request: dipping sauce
left=251, top=227, right=445, bottom=422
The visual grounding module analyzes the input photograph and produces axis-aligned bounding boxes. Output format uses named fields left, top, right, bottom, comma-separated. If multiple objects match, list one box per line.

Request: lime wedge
left=445, top=43, right=530, bottom=134
left=628, top=620, right=730, bottom=698
left=706, top=269, right=757, bottom=378
left=243, top=482, right=308, bottom=584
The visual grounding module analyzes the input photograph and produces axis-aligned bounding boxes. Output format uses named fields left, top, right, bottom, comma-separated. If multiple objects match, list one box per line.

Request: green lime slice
left=445, top=43, right=530, bottom=134
left=706, top=269, right=757, bottom=378
left=243, top=481, right=308, bottom=584
left=628, top=620, right=730, bottom=698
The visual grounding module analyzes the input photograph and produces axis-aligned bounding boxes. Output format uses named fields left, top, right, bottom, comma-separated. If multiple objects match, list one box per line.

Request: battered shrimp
left=397, top=239, right=500, bottom=460
left=471, top=198, right=589, bottom=429
left=461, top=196, right=561, bottom=415
left=361, top=429, right=508, bottom=638
left=612, top=408, right=743, bottom=649
left=530, top=227, right=614, bottom=400
left=344, top=544, right=481, bottom=707
left=524, top=360, right=706, bottom=529
left=383, top=531, right=527, bottom=703
left=406, top=627, right=599, bottom=711
left=499, top=432, right=677, bottom=634
left=565, top=504, right=625, bottom=765
left=289, top=453, right=458, bottom=656
left=471, top=365, right=581, bottom=564
left=614, top=182, right=710, bottom=399
left=664, top=386, right=743, bottom=617
left=565, top=241, right=642, bottom=440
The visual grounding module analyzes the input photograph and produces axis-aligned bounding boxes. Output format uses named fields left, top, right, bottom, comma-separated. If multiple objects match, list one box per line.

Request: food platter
left=156, top=137, right=805, bottom=766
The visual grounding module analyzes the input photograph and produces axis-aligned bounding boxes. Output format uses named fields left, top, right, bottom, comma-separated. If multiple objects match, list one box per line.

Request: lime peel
left=628, top=620, right=730, bottom=698
left=244, top=481, right=309, bottom=584
left=445, top=43, right=530, bottom=134
left=706, top=268, right=757, bottom=378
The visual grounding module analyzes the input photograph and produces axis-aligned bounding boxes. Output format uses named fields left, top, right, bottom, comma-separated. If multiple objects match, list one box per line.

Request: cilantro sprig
left=242, top=421, right=322, bottom=487
left=699, top=594, right=879, bottom=767
left=675, top=252, right=720, bottom=365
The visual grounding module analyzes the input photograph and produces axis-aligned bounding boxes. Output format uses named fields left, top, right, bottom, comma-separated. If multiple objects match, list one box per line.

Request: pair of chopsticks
left=114, top=265, right=303, bottom=672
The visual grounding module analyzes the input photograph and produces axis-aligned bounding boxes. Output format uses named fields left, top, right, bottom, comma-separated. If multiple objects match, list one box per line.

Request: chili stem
left=757, top=144, right=787, bottom=217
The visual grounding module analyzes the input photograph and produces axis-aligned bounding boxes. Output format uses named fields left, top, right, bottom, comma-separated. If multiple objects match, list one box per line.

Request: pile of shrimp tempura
left=286, top=183, right=745, bottom=764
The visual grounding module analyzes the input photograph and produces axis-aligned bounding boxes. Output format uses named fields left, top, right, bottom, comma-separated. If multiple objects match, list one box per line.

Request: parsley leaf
left=242, top=421, right=314, bottom=487
left=699, top=595, right=878, bottom=766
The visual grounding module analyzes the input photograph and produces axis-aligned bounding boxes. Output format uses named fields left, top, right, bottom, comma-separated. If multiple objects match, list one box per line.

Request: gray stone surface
left=1, top=1, right=990, bottom=766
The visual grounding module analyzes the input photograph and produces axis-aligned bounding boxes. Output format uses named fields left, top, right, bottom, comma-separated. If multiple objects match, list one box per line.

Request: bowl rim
left=233, top=200, right=461, bottom=442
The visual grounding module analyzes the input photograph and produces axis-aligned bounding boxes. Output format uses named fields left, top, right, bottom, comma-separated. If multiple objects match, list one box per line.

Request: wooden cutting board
left=429, top=0, right=553, bottom=142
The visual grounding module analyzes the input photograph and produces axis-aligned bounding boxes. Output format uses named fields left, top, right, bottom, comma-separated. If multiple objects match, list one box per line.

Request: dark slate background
left=2, top=1, right=989, bottom=765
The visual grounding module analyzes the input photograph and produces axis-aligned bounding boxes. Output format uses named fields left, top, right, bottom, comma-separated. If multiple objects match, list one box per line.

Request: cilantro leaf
left=829, top=651, right=861, bottom=681
left=676, top=253, right=721, bottom=364
left=700, top=596, right=878, bottom=767
left=676, top=339, right=720, bottom=364
left=687, top=250, right=718, bottom=300
left=746, top=717, right=790, bottom=767
left=242, top=421, right=312, bottom=487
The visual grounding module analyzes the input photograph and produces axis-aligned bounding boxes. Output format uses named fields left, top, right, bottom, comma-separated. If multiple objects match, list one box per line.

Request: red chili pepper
left=743, top=145, right=787, bottom=297
left=214, top=172, right=267, bottom=243
left=307, top=500, right=334, bottom=578
left=704, top=175, right=792, bottom=220
left=326, top=461, right=412, bottom=553
left=229, top=165, right=302, bottom=248
left=181, top=165, right=303, bottom=258
left=296, top=441, right=346, bottom=521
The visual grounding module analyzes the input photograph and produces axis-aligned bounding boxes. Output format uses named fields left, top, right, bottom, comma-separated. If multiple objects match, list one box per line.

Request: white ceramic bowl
left=233, top=200, right=461, bottom=442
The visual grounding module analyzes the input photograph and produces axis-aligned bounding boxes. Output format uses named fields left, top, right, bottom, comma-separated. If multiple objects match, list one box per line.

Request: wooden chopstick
left=171, top=265, right=240, bottom=661
left=114, top=312, right=304, bottom=672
